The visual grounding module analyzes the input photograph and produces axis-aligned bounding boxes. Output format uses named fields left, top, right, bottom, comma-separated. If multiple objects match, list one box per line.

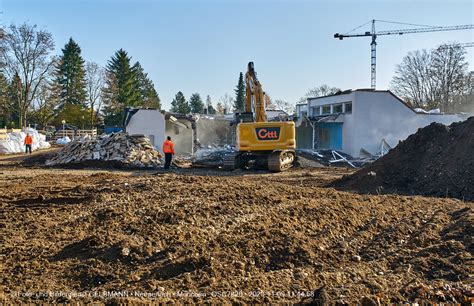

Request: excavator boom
left=245, top=62, right=267, bottom=122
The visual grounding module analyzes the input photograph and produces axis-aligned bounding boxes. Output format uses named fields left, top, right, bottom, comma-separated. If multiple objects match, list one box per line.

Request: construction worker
left=162, top=136, right=175, bottom=170
left=24, top=133, right=33, bottom=154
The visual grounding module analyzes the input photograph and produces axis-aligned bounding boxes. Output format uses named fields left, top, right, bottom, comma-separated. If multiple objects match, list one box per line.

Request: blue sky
left=2, top=0, right=473, bottom=110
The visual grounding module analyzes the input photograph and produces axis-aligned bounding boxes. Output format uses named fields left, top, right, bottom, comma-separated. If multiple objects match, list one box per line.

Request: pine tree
left=135, top=62, right=161, bottom=109
left=56, top=38, right=87, bottom=107
left=0, top=73, right=15, bottom=127
left=189, top=93, right=204, bottom=114
left=170, top=91, right=190, bottom=114
left=234, top=72, right=245, bottom=112
left=206, top=95, right=216, bottom=114
left=9, top=73, right=23, bottom=127
left=102, top=49, right=141, bottom=125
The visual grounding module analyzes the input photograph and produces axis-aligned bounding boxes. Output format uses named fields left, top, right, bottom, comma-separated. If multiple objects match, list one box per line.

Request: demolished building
left=124, top=108, right=233, bottom=155
left=295, top=89, right=468, bottom=157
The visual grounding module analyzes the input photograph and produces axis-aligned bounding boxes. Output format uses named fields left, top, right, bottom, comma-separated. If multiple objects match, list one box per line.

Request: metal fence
left=49, top=129, right=97, bottom=141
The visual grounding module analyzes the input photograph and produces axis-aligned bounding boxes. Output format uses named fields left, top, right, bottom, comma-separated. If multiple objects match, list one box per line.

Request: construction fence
left=47, top=129, right=98, bottom=141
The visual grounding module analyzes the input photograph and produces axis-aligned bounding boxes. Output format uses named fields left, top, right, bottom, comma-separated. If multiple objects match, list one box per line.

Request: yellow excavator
left=224, top=62, right=296, bottom=172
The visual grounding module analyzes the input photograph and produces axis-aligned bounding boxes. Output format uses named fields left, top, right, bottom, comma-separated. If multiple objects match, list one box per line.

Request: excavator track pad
left=268, top=150, right=295, bottom=172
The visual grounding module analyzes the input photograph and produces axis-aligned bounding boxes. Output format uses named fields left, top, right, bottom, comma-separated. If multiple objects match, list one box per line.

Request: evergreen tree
left=135, top=62, right=161, bottom=109
left=102, top=49, right=141, bottom=125
left=56, top=38, right=87, bottom=107
left=170, top=91, right=190, bottom=114
left=9, top=73, right=23, bottom=127
left=206, top=95, right=216, bottom=114
left=0, top=73, right=15, bottom=127
left=189, top=93, right=204, bottom=114
left=234, top=72, right=245, bottom=112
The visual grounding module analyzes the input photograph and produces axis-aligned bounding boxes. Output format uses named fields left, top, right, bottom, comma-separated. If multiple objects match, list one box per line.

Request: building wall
left=341, top=113, right=354, bottom=154
left=125, top=110, right=165, bottom=152
left=300, top=91, right=466, bottom=157
left=296, top=121, right=312, bottom=149
left=350, top=91, right=465, bottom=157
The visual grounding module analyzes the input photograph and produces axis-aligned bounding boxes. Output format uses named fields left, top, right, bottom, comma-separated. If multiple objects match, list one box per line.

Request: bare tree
left=273, top=98, right=295, bottom=114
left=1, top=23, right=55, bottom=127
left=431, top=44, right=469, bottom=112
left=218, top=93, right=234, bottom=114
left=86, top=61, right=105, bottom=126
left=391, top=50, right=434, bottom=108
left=264, top=94, right=275, bottom=110
left=216, top=102, right=225, bottom=115
left=391, top=43, right=469, bottom=112
left=33, top=79, right=59, bottom=128
left=298, top=84, right=341, bottom=104
left=452, top=71, right=474, bottom=113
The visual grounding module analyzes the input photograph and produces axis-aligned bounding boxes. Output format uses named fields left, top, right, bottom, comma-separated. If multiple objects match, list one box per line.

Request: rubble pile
left=46, top=132, right=162, bottom=168
left=334, top=117, right=474, bottom=200
left=192, top=145, right=234, bottom=167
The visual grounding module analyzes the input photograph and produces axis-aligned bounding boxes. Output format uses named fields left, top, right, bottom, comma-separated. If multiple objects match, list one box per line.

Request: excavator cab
left=224, top=62, right=296, bottom=172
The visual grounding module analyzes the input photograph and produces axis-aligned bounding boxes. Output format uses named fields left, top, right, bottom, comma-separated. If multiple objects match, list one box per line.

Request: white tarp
left=56, top=136, right=71, bottom=145
left=0, top=128, right=51, bottom=154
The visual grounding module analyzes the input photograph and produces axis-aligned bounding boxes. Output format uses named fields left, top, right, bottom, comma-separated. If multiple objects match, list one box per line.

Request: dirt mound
left=1, top=167, right=472, bottom=304
left=334, top=117, right=474, bottom=200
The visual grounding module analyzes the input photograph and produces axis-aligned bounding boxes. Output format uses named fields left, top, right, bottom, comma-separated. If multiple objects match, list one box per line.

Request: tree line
left=0, top=22, right=295, bottom=129
left=0, top=23, right=160, bottom=129
left=390, top=43, right=472, bottom=113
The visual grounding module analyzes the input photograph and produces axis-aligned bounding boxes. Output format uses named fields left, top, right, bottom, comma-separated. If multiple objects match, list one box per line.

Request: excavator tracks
left=223, top=153, right=238, bottom=170
left=268, top=150, right=295, bottom=172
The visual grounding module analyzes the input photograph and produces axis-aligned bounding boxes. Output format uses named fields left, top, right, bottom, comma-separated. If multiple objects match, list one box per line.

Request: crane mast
left=334, top=20, right=474, bottom=89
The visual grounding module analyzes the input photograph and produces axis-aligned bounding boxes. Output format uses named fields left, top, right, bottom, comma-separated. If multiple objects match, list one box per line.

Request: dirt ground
left=1, top=151, right=473, bottom=304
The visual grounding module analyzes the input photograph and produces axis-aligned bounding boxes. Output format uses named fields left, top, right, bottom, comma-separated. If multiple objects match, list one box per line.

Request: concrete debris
left=296, top=149, right=372, bottom=168
left=192, top=145, right=235, bottom=167
left=46, top=132, right=162, bottom=168
left=189, top=147, right=374, bottom=169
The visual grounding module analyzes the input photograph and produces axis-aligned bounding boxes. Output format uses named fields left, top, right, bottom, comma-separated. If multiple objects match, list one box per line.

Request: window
left=322, top=105, right=331, bottom=114
left=345, top=103, right=352, bottom=113
left=333, top=104, right=343, bottom=113
left=312, top=106, right=320, bottom=116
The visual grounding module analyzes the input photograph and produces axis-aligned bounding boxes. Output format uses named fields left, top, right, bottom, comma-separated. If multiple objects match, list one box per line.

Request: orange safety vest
left=163, top=140, right=175, bottom=154
left=24, top=135, right=33, bottom=145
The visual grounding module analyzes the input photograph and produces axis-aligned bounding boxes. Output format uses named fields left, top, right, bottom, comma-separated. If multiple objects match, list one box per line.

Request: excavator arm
left=245, top=62, right=267, bottom=122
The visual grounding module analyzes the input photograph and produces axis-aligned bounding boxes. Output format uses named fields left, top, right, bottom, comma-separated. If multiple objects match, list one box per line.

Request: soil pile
left=45, top=132, right=162, bottom=168
left=334, top=117, right=474, bottom=200
left=1, top=167, right=472, bottom=304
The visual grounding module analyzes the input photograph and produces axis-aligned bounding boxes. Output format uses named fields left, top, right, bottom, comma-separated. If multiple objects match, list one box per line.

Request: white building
left=296, top=89, right=467, bottom=157
left=124, top=109, right=166, bottom=151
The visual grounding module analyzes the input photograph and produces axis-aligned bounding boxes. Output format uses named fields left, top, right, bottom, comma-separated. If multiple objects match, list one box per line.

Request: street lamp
left=61, top=120, right=66, bottom=138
